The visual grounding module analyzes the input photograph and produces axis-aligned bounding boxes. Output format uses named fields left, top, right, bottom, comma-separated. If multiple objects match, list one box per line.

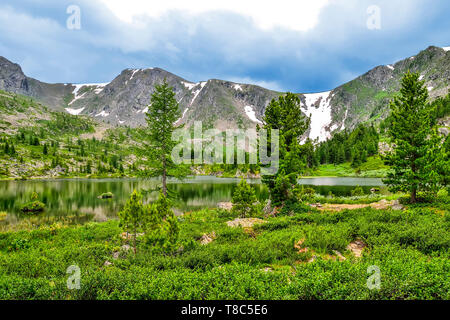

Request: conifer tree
left=145, top=80, right=189, bottom=196
left=262, top=93, right=309, bottom=205
left=231, top=179, right=258, bottom=217
left=118, top=190, right=147, bottom=254
left=383, top=72, right=443, bottom=203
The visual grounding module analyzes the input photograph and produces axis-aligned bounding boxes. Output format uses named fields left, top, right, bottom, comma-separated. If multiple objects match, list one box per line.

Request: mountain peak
left=0, top=45, right=449, bottom=142
left=0, top=56, right=29, bottom=94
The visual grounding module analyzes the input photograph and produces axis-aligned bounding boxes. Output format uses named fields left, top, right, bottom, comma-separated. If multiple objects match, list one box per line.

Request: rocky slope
left=1, top=46, right=449, bottom=142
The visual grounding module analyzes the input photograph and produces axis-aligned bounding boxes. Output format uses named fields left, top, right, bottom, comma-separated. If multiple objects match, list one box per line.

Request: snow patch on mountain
left=65, top=107, right=85, bottom=115
left=129, top=69, right=141, bottom=81
left=386, top=65, right=395, bottom=71
left=95, top=110, right=110, bottom=117
left=175, top=108, right=190, bottom=124
left=69, top=92, right=87, bottom=105
left=190, top=82, right=207, bottom=106
left=443, top=47, right=450, bottom=52
left=244, top=106, right=262, bottom=124
left=94, top=83, right=109, bottom=94
left=182, top=81, right=197, bottom=90
left=233, top=84, right=243, bottom=91
left=302, top=91, right=333, bottom=142
left=69, top=83, right=109, bottom=104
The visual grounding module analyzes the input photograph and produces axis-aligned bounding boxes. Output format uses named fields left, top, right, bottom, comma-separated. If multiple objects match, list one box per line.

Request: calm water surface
left=0, top=176, right=386, bottom=223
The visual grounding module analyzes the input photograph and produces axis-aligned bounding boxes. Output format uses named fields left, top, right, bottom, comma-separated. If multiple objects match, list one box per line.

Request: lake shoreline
left=0, top=173, right=388, bottom=182
left=0, top=176, right=387, bottom=225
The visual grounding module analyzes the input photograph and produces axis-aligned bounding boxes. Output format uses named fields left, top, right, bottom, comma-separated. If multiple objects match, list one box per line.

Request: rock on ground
left=199, top=232, right=216, bottom=245
left=317, top=200, right=404, bottom=212
left=347, top=240, right=367, bottom=258
left=218, top=202, right=233, bottom=210
left=226, top=218, right=267, bottom=228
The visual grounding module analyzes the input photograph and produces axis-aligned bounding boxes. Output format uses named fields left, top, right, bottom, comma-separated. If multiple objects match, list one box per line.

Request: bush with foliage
left=231, top=179, right=259, bottom=217
left=144, top=192, right=180, bottom=253
left=20, top=192, right=45, bottom=214
left=294, top=186, right=316, bottom=203
left=351, top=186, right=365, bottom=197
left=118, top=190, right=147, bottom=254
left=437, top=188, right=449, bottom=203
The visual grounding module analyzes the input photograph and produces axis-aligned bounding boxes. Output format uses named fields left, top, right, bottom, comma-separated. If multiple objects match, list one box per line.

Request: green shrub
left=437, top=188, right=449, bottom=203
left=231, top=179, right=259, bottom=217
left=294, top=186, right=316, bottom=202
left=98, top=192, right=114, bottom=199
left=351, top=186, right=365, bottom=197
left=20, top=201, right=45, bottom=214
left=0, top=203, right=449, bottom=300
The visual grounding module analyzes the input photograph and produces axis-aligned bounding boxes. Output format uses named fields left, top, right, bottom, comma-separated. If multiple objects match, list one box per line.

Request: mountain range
left=1, top=45, right=449, bottom=142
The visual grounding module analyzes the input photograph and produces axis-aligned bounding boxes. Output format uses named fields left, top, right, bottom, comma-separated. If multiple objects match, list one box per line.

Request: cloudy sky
left=0, top=0, right=449, bottom=92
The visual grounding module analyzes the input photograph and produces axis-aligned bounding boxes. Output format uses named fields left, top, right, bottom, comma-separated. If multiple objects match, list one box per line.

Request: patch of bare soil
left=199, top=232, right=216, bottom=245
left=80, top=123, right=110, bottom=140
left=262, top=200, right=280, bottom=217
left=120, top=232, right=144, bottom=240
left=332, top=250, right=347, bottom=261
left=294, top=238, right=309, bottom=254
left=294, top=239, right=348, bottom=264
left=112, top=244, right=132, bottom=259
left=347, top=239, right=367, bottom=258
left=314, top=199, right=404, bottom=212
left=226, top=218, right=267, bottom=228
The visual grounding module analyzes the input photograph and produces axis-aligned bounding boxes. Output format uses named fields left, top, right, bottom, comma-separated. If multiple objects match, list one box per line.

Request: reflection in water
left=0, top=177, right=386, bottom=223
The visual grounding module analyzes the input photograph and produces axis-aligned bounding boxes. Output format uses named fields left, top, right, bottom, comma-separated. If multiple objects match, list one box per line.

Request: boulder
left=218, top=202, right=233, bottom=210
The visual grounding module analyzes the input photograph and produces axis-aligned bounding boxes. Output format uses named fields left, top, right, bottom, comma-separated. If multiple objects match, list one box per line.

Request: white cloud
left=99, top=0, right=330, bottom=32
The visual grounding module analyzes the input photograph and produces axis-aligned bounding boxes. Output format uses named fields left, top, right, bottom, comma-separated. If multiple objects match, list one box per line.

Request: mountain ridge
left=1, top=45, right=449, bottom=142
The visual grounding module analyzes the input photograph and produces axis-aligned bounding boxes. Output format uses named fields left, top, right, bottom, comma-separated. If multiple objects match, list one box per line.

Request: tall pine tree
left=145, top=80, right=189, bottom=196
left=383, top=72, right=443, bottom=203
left=262, top=93, right=310, bottom=205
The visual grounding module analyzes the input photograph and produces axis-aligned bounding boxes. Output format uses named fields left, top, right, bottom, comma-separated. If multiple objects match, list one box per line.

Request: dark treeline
left=314, top=124, right=379, bottom=167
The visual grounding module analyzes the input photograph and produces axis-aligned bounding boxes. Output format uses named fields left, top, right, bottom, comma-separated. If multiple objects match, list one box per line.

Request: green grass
left=311, top=156, right=389, bottom=178
left=0, top=202, right=448, bottom=300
